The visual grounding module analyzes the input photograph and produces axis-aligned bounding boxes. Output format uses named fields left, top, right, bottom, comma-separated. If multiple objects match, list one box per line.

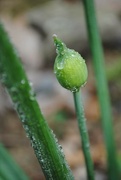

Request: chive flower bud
left=53, top=34, right=88, bottom=92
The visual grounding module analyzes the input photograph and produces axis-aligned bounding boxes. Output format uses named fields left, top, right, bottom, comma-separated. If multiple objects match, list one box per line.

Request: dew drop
left=71, top=54, right=75, bottom=57
left=10, top=86, right=17, bottom=92
left=59, top=144, right=64, bottom=154
left=54, top=70, right=57, bottom=74
left=1, top=73, right=7, bottom=83
left=56, top=49, right=59, bottom=54
left=71, top=87, right=78, bottom=93
left=29, top=90, right=35, bottom=101
left=81, top=81, right=87, bottom=87
left=85, top=143, right=90, bottom=148
left=59, top=145, right=62, bottom=149
left=41, top=159, right=44, bottom=163
left=57, top=61, right=64, bottom=70
left=21, top=79, right=25, bottom=84
left=29, top=81, right=33, bottom=87
left=30, top=96, right=35, bottom=101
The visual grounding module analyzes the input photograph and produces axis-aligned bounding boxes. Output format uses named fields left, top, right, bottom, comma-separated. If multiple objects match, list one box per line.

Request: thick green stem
left=73, top=91, right=94, bottom=180
left=0, top=23, right=74, bottom=180
left=82, top=0, right=119, bottom=179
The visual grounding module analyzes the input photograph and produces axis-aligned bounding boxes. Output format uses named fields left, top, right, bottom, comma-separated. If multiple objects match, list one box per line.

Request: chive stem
left=82, top=0, right=119, bottom=179
left=73, top=90, right=94, bottom=180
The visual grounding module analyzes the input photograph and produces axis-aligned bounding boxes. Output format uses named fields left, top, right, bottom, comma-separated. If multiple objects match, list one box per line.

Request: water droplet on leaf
left=21, top=79, right=25, bottom=84
left=57, top=61, right=64, bottom=70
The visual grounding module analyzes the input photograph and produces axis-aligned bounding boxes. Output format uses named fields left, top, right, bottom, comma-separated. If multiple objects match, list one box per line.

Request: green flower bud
left=53, top=34, right=88, bottom=92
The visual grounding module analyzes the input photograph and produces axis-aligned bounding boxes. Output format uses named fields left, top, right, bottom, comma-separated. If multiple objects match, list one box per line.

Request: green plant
left=82, top=0, right=120, bottom=179
left=0, top=143, right=29, bottom=180
left=0, top=0, right=121, bottom=178
left=0, top=23, right=74, bottom=180
left=53, top=35, right=94, bottom=180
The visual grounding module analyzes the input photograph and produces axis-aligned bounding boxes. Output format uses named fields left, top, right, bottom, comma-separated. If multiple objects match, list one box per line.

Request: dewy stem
left=73, top=90, right=94, bottom=180
left=82, top=0, right=120, bottom=179
left=0, top=23, right=74, bottom=180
